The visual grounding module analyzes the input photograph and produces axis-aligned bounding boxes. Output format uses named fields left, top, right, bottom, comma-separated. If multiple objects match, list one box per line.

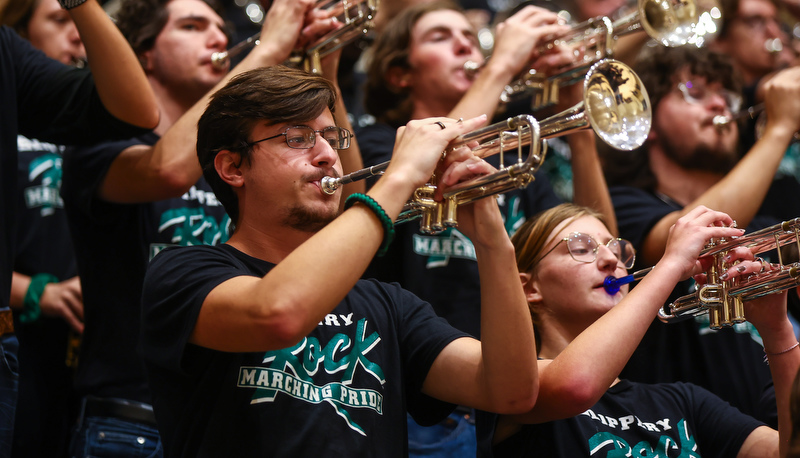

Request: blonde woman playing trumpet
left=479, top=203, right=799, bottom=457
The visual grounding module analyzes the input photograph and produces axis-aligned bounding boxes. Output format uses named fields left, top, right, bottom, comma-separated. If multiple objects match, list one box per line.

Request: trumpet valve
left=709, top=307, right=723, bottom=330
left=442, top=197, right=458, bottom=228
left=732, top=296, right=746, bottom=324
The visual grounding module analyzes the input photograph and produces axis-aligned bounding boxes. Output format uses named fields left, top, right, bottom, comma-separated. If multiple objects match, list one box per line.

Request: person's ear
left=386, top=66, right=411, bottom=90
left=215, top=150, right=245, bottom=188
left=138, top=50, right=154, bottom=73
left=520, top=272, right=543, bottom=304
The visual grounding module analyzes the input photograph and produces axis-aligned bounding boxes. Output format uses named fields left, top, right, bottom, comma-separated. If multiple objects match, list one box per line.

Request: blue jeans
left=407, top=410, right=477, bottom=457
left=0, top=333, right=20, bottom=458
left=70, top=416, right=163, bottom=458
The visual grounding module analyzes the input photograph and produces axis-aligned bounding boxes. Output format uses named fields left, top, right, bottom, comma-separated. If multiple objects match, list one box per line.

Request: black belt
left=82, top=396, right=158, bottom=427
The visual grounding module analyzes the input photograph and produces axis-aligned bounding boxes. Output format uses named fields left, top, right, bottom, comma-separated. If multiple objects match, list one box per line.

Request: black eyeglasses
left=248, top=125, right=352, bottom=150
left=536, top=232, right=636, bottom=269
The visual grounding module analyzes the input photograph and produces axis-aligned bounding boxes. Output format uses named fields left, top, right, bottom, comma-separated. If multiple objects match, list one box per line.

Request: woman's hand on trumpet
left=692, top=245, right=790, bottom=334
left=661, top=206, right=745, bottom=281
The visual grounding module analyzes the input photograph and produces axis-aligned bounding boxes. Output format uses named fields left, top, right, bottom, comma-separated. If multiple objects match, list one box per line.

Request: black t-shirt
left=141, top=243, right=468, bottom=457
left=611, top=182, right=800, bottom=425
left=61, top=132, right=231, bottom=403
left=0, top=26, right=148, bottom=314
left=356, top=123, right=561, bottom=337
left=486, top=380, right=763, bottom=457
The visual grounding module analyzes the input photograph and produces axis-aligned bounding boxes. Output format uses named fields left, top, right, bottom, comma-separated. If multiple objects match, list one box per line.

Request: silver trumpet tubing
left=324, top=59, right=651, bottom=233
left=712, top=103, right=764, bottom=129
left=714, top=103, right=800, bottom=141
left=211, top=0, right=378, bottom=73
left=659, top=217, right=800, bottom=329
left=466, top=0, right=699, bottom=109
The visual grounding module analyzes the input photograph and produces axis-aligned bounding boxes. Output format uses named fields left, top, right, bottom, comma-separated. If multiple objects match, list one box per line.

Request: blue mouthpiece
left=602, top=267, right=654, bottom=295
left=603, top=274, right=634, bottom=295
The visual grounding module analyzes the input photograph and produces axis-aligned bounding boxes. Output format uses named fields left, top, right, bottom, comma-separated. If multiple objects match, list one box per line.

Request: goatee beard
left=283, top=205, right=337, bottom=233
left=660, top=136, right=739, bottom=175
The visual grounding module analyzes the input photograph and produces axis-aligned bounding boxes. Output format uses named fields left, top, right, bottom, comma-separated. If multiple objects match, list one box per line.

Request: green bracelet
left=20, top=273, right=59, bottom=324
left=344, top=193, right=395, bottom=257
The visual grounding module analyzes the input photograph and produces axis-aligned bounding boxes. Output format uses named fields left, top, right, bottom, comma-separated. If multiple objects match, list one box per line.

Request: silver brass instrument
left=466, top=0, right=699, bottom=108
left=324, top=59, right=651, bottom=233
left=659, top=218, right=800, bottom=329
left=714, top=103, right=800, bottom=141
left=211, top=0, right=377, bottom=73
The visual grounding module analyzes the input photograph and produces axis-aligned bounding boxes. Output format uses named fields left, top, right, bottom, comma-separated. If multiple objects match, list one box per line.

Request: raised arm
left=640, top=66, right=800, bottom=265
left=726, top=257, right=799, bottom=457
left=448, top=5, right=570, bottom=120
left=67, top=0, right=159, bottom=129
left=311, top=11, right=366, bottom=201
left=99, top=0, right=325, bottom=203
left=419, top=148, right=539, bottom=414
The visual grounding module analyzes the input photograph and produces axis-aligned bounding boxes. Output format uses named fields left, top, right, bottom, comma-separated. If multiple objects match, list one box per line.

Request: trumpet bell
left=580, top=59, right=651, bottom=151
left=638, top=0, right=699, bottom=46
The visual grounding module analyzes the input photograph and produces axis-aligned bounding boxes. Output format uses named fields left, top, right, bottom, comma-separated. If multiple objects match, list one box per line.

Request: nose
left=67, top=22, right=81, bottom=45
left=453, top=31, right=475, bottom=56
left=596, top=244, right=620, bottom=273
left=209, top=25, right=228, bottom=51
left=310, top=136, right=339, bottom=168
left=704, top=91, right=730, bottom=114
left=764, top=17, right=782, bottom=38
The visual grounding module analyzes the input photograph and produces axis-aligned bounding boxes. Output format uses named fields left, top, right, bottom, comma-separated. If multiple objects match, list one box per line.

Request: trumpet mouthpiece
left=463, top=60, right=482, bottom=77
left=712, top=115, right=730, bottom=128
left=211, top=51, right=228, bottom=69
left=764, top=38, right=783, bottom=53
left=320, top=176, right=340, bottom=195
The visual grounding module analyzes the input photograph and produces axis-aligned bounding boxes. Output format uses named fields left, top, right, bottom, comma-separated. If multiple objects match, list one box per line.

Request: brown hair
left=511, top=203, right=607, bottom=353
left=2, top=0, right=42, bottom=37
left=364, top=0, right=463, bottom=128
left=196, top=65, right=337, bottom=227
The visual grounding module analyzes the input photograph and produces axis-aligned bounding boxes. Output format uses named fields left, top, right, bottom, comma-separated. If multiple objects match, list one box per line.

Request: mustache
left=305, top=168, right=340, bottom=182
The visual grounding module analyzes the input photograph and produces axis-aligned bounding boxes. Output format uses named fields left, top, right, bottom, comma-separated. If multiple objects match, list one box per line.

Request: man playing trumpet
left=139, top=65, right=540, bottom=456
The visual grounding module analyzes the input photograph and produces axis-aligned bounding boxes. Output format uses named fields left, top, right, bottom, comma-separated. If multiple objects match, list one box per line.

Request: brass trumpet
left=211, top=0, right=377, bottom=74
left=323, top=59, right=651, bottom=233
left=465, top=0, right=701, bottom=108
left=659, top=218, right=800, bottom=329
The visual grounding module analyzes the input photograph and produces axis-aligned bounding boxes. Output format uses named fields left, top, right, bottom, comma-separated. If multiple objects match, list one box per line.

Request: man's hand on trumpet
left=437, top=132, right=509, bottom=249
left=488, top=5, right=572, bottom=80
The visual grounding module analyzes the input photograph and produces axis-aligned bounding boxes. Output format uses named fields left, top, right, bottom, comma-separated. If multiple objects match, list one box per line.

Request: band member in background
left=3, top=0, right=87, bottom=454
left=0, top=0, right=159, bottom=454
left=60, top=0, right=360, bottom=455
left=604, top=44, right=800, bottom=427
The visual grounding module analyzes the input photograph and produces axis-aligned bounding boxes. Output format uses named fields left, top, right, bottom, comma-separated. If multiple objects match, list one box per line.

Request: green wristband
left=344, top=193, right=395, bottom=257
left=20, top=274, right=59, bottom=324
